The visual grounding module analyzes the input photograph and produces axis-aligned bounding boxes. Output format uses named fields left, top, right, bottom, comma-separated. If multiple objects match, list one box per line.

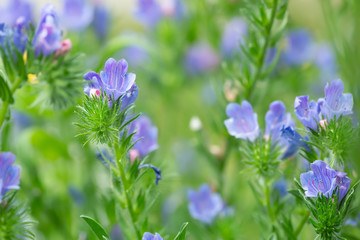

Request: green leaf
left=80, top=215, right=110, bottom=240
left=174, top=222, right=189, bottom=240
left=0, top=71, right=14, bottom=103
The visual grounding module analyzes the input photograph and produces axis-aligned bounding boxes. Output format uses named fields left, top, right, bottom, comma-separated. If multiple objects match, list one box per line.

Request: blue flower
left=129, top=115, right=158, bottom=158
left=335, top=171, right=351, bottom=202
left=84, top=58, right=137, bottom=105
left=294, top=95, right=320, bottom=131
left=313, top=44, right=338, bottom=83
left=32, top=4, right=63, bottom=56
left=0, top=152, right=21, bottom=203
left=135, top=0, right=162, bottom=26
left=184, top=42, right=220, bottom=74
left=281, top=29, right=313, bottom=66
left=265, top=100, right=294, bottom=142
left=300, top=160, right=351, bottom=201
left=0, top=18, right=28, bottom=61
left=321, top=79, right=353, bottom=120
left=61, top=0, right=94, bottom=32
left=0, top=0, right=33, bottom=27
left=142, top=232, right=163, bottom=240
left=221, top=18, right=247, bottom=58
left=188, top=184, right=224, bottom=224
left=280, top=126, right=311, bottom=159
left=224, top=101, right=259, bottom=142
left=92, top=2, right=110, bottom=41
left=138, top=164, right=162, bottom=185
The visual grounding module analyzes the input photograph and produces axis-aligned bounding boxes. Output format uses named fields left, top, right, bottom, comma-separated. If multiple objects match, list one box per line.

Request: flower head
left=294, top=95, right=320, bottom=131
left=321, top=79, right=353, bottom=120
left=84, top=58, right=137, bottom=108
left=281, top=29, right=313, bottom=66
left=142, top=232, right=163, bottom=240
left=0, top=0, right=33, bottom=27
left=300, top=160, right=351, bottom=201
left=221, top=18, right=247, bottom=58
left=184, top=42, right=220, bottom=74
left=92, top=2, right=110, bottom=41
left=265, top=101, right=294, bottom=142
left=0, top=152, right=21, bottom=203
left=129, top=115, right=158, bottom=158
left=62, top=0, right=94, bottom=32
left=224, top=101, right=259, bottom=142
left=135, top=0, right=162, bottom=26
left=32, top=4, right=63, bottom=56
left=188, top=184, right=224, bottom=224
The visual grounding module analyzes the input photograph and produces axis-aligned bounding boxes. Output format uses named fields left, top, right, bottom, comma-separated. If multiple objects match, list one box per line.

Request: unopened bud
left=89, top=88, right=101, bottom=98
left=130, top=149, right=140, bottom=163
left=55, top=39, right=72, bottom=56
left=320, top=120, right=328, bottom=130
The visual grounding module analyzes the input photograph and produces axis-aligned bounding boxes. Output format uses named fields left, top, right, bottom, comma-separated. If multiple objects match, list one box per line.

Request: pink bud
left=320, top=120, right=328, bottom=130
left=161, top=0, right=176, bottom=17
left=130, top=149, right=140, bottom=163
left=89, top=88, right=101, bottom=98
left=55, top=39, right=72, bottom=56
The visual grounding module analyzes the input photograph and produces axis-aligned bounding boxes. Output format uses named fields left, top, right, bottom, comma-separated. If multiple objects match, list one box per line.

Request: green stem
left=265, top=180, right=275, bottom=223
left=115, top=146, right=142, bottom=239
left=0, top=77, right=23, bottom=129
left=246, top=0, right=279, bottom=100
left=295, top=211, right=310, bottom=236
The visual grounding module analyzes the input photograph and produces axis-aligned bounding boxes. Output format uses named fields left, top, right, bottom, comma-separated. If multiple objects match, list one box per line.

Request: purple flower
left=281, top=29, right=313, bottom=66
left=273, top=179, right=288, bottom=198
left=61, top=0, right=94, bottom=32
left=0, top=152, right=21, bottom=203
left=335, top=171, right=351, bottom=202
left=0, top=18, right=28, bottom=61
left=300, top=160, right=351, bottom=201
left=321, top=79, right=353, bottom=120
left=32, top=4, right=63, bottom=56
left=0, top=0, right=33, bottom=27
left=184, top=42, right=220, bottom=74
left=313, top=44, right=337, bottom=83
left=142, top=232, right=163, bottom=240
left=280, top=126, right=311, bottom=159
left=129, top=115, right=158, bottom=158
left=294, top=95, right=320, bottom=131
left=265, top=101, right=294, bottom=142
left=84, top=58, right=137, bottom=105
left=92, top=2, right=110, bottom=41
left=135, top=0, right=162, bottom=26
left=138, top=164, right=162, bottom=185
left=188, top=184, right=224, bottom=224
left=224, top=101, right=259, bottom=142
left=118, top=45, right=149, bottom=69
left=221, top=18, right=247, bottom=58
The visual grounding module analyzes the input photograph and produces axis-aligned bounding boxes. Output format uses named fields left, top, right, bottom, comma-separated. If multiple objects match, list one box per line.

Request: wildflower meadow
left=1, top=0, right=360, bottom=239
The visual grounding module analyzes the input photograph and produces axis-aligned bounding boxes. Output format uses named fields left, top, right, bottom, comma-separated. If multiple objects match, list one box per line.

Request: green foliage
left=174, top=222, right=189, bottom=240
left=74, top=93, right=132, bottom=145
left=0, top=71, right=14, bottom=104
left=80, top=215, right=110, bottom=240
left=0, top=193, right=35, bottom=240
left=306, top=116, right=358, bottom=166
left=231, top=0, right=288, bottom=100
left=240, top=137, right=282, bottom=178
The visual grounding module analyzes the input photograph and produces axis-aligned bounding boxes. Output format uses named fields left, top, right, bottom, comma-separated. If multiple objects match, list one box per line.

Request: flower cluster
left=300, top=160, right=351, bottom=201
left=295, top=79, right=353, bottom=131
left=84, top=58, right=138, bottom=110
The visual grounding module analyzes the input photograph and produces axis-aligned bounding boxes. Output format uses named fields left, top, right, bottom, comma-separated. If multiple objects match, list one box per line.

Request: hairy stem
left=246, top=0, right=279, bottom=100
